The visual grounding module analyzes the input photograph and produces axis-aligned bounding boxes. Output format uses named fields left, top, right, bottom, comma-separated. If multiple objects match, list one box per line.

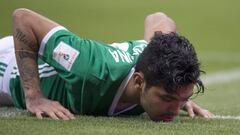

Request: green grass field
left=1, top=0, right=240, bottom=134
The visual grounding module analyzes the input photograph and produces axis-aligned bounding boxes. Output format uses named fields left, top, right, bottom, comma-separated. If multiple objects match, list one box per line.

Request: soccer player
left=0, top=8, right=213, bottom=121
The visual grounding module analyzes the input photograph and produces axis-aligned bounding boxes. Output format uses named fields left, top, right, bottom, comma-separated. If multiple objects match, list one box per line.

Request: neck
left=119, top=75, right=141, bottom=104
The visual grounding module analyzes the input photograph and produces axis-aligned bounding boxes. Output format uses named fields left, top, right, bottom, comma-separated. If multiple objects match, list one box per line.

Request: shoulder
left=0, top=36, right=14, bottom=53
left=109, top=40, right=148, bottom=51
left=0, top=36, right=14, bottom=44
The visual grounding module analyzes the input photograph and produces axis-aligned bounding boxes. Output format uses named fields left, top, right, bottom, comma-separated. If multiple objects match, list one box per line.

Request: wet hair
left=135, top=32, right=204, bottom=94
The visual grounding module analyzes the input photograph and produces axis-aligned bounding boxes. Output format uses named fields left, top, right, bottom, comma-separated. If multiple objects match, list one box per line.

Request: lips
left=151, top=115, right=175, bottom=122
left=161, top=115, right=174, bottom=122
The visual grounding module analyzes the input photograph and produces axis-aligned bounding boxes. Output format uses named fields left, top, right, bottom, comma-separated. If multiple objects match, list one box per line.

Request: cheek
left=140, top=93, right=154, bottom=113
left=141, top=95, right=168, bottom=114
left=151, top=101, right=171, bottom=114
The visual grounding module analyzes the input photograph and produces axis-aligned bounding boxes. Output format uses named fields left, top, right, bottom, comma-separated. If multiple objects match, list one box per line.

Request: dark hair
left=135, top=32, right=204, bottom=94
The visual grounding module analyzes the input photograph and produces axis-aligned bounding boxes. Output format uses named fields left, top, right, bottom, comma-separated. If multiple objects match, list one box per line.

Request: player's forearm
left=12, top=10, right=42, bottom=99
left=14, top=30, right=41, bottom=98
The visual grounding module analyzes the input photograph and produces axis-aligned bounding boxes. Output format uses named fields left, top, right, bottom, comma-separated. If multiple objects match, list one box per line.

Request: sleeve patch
left=53, top=41, right=79, bottom=71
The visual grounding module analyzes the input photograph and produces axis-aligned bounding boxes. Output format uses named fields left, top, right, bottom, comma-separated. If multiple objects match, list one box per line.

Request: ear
left=132, top=72, right=145, bottom=90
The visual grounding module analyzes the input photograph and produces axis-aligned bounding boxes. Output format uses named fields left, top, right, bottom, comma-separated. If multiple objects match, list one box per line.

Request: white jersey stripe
left=39, top=26, right=67, bottom=56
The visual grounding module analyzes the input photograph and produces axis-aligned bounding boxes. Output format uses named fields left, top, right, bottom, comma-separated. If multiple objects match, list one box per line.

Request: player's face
left=140, top=84, right=194, bottom=122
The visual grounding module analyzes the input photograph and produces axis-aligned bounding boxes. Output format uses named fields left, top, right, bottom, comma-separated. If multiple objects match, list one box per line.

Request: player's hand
left=25, top=95, right=75, bottom=120
left=182, top=100, right=214, bottom=119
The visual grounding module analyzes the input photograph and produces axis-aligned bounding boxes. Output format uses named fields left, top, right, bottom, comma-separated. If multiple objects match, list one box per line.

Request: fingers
left=55, top=111, right=69, bottom=120
left=58, top=106, right=75, bottom=120
left=52, top=101, right=75, bottom=120
left=29, top=100, right=75, bottom=120
left=48, top=111, right=60, bottom=120
left=183, top=100, right=214, bottom=119
left=45, top=105, right=75, bottom=120
left=207, top=110, right=215, bottom=118
left=182, top=100, right=195, bottom=118
left=197, top=109, right=214, bottom=119
left=191, top=103, right=215, bottom=119
left=34, top=108, right=75, bottom=120
left=36, top=110, right=43, bottom=119
left=186, top=106, right=195, bottom=118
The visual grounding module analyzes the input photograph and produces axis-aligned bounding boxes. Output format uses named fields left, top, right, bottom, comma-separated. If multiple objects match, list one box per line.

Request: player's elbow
left=144, top=12, right=176, bottom=34
left=145, top=12, right=169, bottom=24
left=12, top=8, right=32, bottom=26
left=147, top=12, right=168, bottom=19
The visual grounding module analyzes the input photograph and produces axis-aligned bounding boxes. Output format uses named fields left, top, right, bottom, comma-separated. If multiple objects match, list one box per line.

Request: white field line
left=201, top=68, right=240, bottom=120
left=213, top=115, right=240, bottom=120
left=201, top=68, right=240, bottom=86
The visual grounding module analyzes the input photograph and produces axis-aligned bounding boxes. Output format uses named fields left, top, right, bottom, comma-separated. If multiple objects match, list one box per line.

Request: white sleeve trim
left=39, top=26, right=67, bottom=56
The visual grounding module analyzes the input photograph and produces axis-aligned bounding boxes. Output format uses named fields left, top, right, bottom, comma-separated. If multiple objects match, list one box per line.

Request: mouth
left=160, top=115, right=175, bottom=122
left=154, top=114, right=176, bottom=122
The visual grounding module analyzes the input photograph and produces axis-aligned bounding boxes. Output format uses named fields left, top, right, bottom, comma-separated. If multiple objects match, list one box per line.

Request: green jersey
left=9, top=26, right=148, bottom=116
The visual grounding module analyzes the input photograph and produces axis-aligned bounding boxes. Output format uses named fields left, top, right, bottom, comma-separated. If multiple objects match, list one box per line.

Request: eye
left=160, top=95, right=175, bottom=102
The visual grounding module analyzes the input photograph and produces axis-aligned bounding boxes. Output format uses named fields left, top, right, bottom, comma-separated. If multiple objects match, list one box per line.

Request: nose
left=168, top=100, right=185, bottom=115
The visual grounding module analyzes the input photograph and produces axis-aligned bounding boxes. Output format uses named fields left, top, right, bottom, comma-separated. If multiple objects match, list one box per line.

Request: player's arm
left=12, top=8, right=74, bottom=120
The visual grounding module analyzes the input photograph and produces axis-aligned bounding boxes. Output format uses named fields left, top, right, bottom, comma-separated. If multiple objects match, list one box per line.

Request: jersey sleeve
left=39, top=26, right=148, bottom=85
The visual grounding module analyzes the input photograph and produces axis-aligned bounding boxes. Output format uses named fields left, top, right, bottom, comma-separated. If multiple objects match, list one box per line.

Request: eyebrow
left=163, top=93, right=193, bottom=101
